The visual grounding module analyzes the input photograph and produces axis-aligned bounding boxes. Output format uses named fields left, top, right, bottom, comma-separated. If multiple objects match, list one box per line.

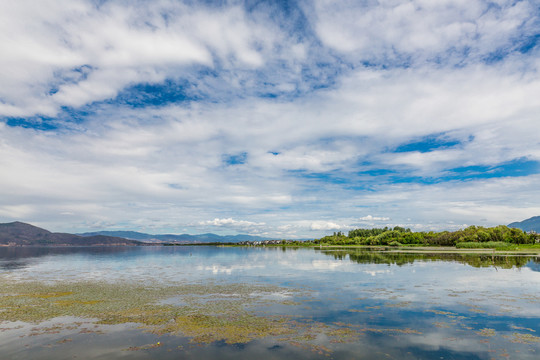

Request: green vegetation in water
left=0, top=280, right=299, bottom=343
left=1, top=277, right=540, bottom=356
left=506, top=333, right=540, bottom=344
left=0, top=279, right=423, bottom=352
left=476, top=328, right=496, bottom=337
left=456, top=241, right=512, bottom=249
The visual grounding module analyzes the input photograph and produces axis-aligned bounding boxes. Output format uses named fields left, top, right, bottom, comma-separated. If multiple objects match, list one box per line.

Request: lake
left=1, top=246, right=539, bottom=359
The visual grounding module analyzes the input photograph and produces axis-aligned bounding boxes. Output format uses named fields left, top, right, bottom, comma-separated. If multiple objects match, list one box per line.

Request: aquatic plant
left=0, top=278, right=426, bottom=351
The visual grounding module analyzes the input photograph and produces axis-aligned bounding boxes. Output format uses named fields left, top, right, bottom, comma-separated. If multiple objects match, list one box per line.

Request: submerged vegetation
left=2, top=272, right=539, bottom=357
left=310, top=225, right=540, bottom=248
left=0, top=279, right=420, bottom=352
left=1, top=248, right=540, bottom=358
left=0, top=280, right=298, bottom=336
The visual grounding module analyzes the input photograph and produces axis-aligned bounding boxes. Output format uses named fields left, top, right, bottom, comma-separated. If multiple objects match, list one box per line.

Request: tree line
left=312, top=225, right=539, bottom=247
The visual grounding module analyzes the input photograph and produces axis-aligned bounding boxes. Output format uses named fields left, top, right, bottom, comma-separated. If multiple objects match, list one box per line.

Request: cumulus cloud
left=0, top=0, right=299, bottom=117
left=0, top=0, right=539, bottom=236
left=200, top=218, right=265, bottom=228
left=309, top=221, right=344, bottom=231
left=197, top=218, right=267, bottom=234
left=359, top=215, right=391, bottom=222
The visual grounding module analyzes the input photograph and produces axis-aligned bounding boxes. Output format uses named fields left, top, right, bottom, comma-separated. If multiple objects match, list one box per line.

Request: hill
left=508, top=216, right=540, bottom=232
left=0, top=222, right=143, bottom=246
left=78, top=230, right=274, bottom=244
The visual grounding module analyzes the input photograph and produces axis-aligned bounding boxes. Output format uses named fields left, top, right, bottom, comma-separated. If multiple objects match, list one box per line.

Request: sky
left=1, top=0, right=540, bottom=238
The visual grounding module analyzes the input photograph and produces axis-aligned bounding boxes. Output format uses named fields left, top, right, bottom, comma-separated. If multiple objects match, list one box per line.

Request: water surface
left=1, top=246, right=539, bottom=359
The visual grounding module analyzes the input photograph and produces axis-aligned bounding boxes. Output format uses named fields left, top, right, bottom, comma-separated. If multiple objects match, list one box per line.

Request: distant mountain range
left=508, top=216, right=540, bottom=232
left=78, top=230, right=274, bottom=244
left=0, top=221, right=275, bottom=246
left=0, top=222, right=143, bottom=246
left=3, top=218, right=538, bottom=247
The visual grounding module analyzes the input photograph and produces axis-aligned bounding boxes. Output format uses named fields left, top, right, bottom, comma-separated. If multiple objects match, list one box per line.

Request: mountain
left=508, top=216, right=540, bottom=232
left=78, top=230, right=274, bottom=244
left=77, top=230, right=158, bottom=241
left=0, top=222, right=143, bottom=246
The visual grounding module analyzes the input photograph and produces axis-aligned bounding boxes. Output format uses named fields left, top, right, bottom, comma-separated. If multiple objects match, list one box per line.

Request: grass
left=455, top=241, right=512, bottom=250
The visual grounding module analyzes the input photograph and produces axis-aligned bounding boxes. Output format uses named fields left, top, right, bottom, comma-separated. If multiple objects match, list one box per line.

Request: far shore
left=307, top=244, right=540, bottom=255
left=221, top=242, right=540, bottom=255
left=2, top=242, right=540, bottom=256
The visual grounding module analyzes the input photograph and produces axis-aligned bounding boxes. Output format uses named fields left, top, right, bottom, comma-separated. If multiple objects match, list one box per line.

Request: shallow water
left=1, top=246, right=539, bottom=359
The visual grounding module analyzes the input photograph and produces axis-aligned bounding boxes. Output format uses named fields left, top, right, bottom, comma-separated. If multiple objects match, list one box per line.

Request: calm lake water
left=1, top=246, right=539, bottom=359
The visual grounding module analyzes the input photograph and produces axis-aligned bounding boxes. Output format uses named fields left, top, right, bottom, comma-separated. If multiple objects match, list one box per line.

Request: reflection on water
left=0, top=245, right=141, bottom=260
left=1, top=246, right=539, bottom=359
left=0, top=247, right=138, bottom=272
left=318, top=248, right=540, bottom=269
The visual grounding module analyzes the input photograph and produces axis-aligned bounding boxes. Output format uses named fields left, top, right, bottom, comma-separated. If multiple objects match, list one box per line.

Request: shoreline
left=224, top=243, right=540, bottom=255
left=310, top=245, right=540, bottom=255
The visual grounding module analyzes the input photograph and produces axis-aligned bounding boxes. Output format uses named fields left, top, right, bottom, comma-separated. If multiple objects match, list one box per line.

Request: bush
left=455, top=241, right=511, bottom=249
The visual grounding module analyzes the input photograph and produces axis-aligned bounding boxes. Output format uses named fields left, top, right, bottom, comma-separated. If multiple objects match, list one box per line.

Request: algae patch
left=0, top=280, right=304, bottom=343
left=0, top=279, right=392, bottom=349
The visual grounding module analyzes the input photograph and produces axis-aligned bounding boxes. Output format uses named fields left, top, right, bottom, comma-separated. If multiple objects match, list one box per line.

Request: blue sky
left=1, top=0, right=540, bottom=238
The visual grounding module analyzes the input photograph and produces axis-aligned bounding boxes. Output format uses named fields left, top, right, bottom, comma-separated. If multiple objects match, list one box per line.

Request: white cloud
left=2, top=62, right=540, bottom=235
left=200, top=218, right=265, bottom=227
left=311, top=0, right=536, bottom=64
left=0, top=1, right=539, bottom=237
left=196, top=218, right=270, bottom=235
left=0, top=204, right=35, bottom=219
left=359, top=215, right=391, bottom=222
left=0, top=0, right=297, bottom=117
left=309, top=221, right=344, bottom=231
